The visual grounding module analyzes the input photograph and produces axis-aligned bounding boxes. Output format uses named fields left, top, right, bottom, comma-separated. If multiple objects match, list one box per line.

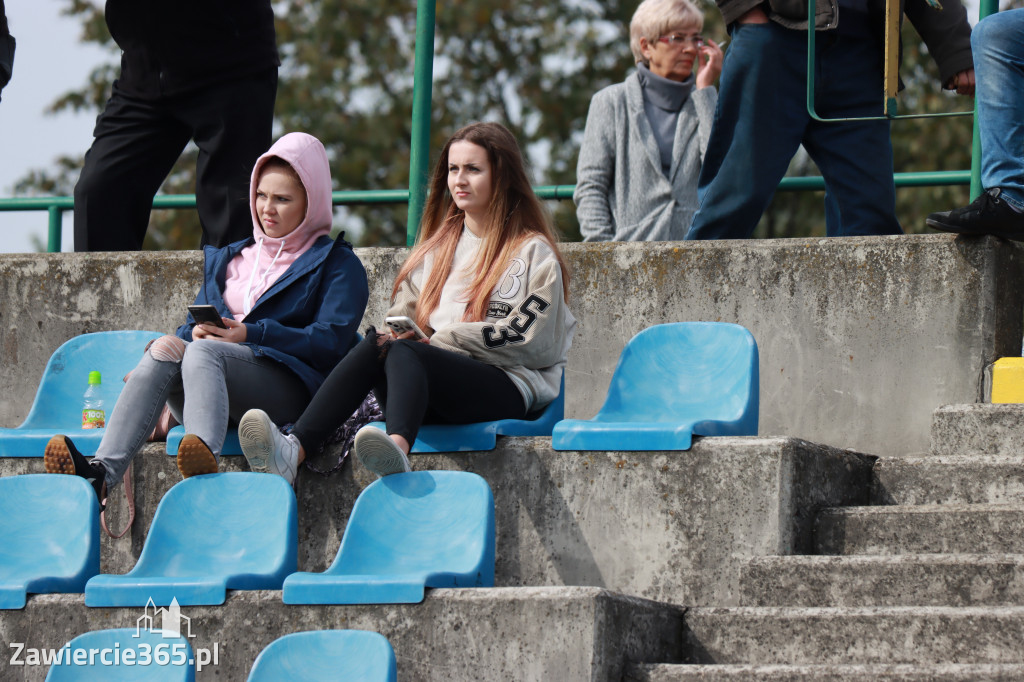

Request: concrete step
left=682, top=606, right=1024, bottom=665
left=626, top=663, right=1024, bottom=681
left=0, top=587, right=682, bottom=681
left=871, top=455, right=1024, bottom=505
left=815, top=503, right=1024, bottom=555
left=0, top=435, right=873, bottom=607
left=740, top=554, right=1024, bottom=607
left=931, top=404, right=1024, bottom=457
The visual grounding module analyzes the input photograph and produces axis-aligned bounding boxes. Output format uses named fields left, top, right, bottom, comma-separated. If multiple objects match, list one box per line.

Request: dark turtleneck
left=637, top=62, right=695, bottom=176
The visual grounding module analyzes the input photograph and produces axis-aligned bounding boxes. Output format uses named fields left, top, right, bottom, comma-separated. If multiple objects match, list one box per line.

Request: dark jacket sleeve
left=903, top=0, right=973, bottom=85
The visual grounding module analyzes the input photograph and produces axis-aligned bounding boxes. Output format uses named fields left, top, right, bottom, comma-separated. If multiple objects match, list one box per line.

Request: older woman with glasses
left=574, top=0, right=722, bottom=242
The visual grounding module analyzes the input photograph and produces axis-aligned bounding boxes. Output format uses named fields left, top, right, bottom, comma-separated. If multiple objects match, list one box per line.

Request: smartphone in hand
left=385, top=315, right=427, bottom=339
left=188, top=304, right=228, bottom=329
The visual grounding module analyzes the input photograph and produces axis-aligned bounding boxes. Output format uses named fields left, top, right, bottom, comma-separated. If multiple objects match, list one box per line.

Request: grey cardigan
left=574, top=71, right=717, bottom=242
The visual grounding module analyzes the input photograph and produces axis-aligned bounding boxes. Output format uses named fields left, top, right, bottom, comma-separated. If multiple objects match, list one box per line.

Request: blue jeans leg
left=973, top=9, right=1024, bottom=212
left=93, top=349, right=183, bottom=490
left=687, top=23, right=809, bottom=240
left=687, top=20, right=902, bottom=239
left=92, top=339, right=309, bottom=490
left=805, top=23, right=901, bottom=236
left=178, top=339, right=309, bottom=456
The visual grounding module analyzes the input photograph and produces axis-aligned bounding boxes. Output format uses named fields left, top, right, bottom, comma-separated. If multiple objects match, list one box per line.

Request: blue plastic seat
left=552, top=322, right=759, bottom=451
left=283, top=470, right=494, bottom=604
left=247, top=630, right=396, bottom=682
left=0, top=330, right=163, bottom=457
left=45, top=628, right=194, bottom=680
left=368, top=375, right=565, bottom=452
left=165, top=426, right=241, bottom=456
left=85, top=472, right=297, bottom=607
left=0, top=475, right=100, bottom=609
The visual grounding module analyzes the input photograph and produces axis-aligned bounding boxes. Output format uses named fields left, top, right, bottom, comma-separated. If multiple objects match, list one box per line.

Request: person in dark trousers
left=0, top=0, right=14, bottom=103
left=684, top=0, right=975, bottom=240
left=73, top=0, right=280, bottom=251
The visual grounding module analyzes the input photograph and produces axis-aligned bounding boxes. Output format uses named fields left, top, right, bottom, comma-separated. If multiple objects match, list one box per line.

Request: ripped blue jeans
left=92, top=338, right=308, bottom=490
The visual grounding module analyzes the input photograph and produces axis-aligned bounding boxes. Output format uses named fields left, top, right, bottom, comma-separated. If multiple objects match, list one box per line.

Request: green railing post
left=406, top=0, right=437, bottom=248
left=47, top=205, right=63, bottom=253
left=971, top=0, right=1000, bottom=200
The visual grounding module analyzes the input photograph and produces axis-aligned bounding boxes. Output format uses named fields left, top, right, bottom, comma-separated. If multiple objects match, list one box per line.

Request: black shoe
left=926, top=188, right=1024, bottom=241
left=44, top=435, right=107, bottom=509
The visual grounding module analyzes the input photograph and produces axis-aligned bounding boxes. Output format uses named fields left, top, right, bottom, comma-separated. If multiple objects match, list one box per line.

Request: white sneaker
left=354, top=425, right=411, bottom=478
left=238, top=409, right=299, bottom=485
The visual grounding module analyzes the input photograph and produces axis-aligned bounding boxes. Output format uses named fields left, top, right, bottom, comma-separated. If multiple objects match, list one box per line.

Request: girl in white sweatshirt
left=239, top=122, right=576, bottom=479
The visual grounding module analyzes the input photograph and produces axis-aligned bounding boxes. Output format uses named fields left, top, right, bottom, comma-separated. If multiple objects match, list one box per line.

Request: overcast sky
left=0, top=2, right=111, bottom=253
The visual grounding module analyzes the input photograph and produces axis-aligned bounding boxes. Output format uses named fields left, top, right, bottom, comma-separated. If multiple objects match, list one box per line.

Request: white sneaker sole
left=355, top=427, right=411, bottom=477
left=238, top=410, right=275, bottom=474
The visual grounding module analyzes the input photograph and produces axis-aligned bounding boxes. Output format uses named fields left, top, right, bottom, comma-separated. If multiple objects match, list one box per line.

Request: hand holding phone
left=385, top=315, right=427, bottom=339
left=188, top=304, right=228, bottom=329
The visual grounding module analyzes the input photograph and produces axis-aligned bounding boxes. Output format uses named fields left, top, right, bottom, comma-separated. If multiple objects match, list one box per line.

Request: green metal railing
left=0, top=0, right=995, bottom=252
left=0, top=173, right=970, bottom=252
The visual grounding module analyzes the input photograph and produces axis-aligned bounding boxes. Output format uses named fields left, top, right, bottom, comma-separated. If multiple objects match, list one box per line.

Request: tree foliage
left=15, top=0, right=1005, bottom=248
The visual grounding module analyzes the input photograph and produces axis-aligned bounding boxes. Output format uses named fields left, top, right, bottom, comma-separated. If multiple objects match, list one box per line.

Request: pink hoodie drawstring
left=243, top=236, right=286, bottom=315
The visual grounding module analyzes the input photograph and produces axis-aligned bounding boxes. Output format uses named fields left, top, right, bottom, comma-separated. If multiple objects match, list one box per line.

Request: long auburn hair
left=392, top=122, right=570, bottom=331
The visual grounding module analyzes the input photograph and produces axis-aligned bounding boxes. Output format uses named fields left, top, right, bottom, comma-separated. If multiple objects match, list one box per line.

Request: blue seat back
left=165, top=426, right=241, bottom=456
left=0, top=475, right=100, bottom=609
left=597, top=322, right=758, bottom=428
left=45, top=628, right=194, bottom=680
left=334, top=471, right=495, bottom=583
left=132, top=472, right=296, bottom=582
left=247, top=630, right=396, bottom=682
left=0, top=330, right=163, bottom=456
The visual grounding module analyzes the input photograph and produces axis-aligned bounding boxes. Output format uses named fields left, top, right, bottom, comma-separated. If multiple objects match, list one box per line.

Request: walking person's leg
left=73, top=87, right=191, bottom=251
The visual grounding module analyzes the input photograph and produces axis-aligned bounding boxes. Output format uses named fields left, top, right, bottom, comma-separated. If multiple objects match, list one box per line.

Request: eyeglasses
left=656, top=33, right=704, bottom=48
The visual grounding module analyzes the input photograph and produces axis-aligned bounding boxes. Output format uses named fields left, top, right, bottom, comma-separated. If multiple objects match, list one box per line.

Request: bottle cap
left=88, top=371, right=102, bottom=385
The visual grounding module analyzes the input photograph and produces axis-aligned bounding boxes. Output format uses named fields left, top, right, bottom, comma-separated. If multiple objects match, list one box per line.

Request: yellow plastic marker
left=992, top=357, right=1024, bottom=403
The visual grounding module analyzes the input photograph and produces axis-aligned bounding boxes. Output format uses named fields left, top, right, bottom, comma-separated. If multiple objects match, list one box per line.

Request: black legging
left=291, top=330, right=526, bottom=453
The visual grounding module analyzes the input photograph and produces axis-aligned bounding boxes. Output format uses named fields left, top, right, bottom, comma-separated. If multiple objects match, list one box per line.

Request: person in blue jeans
left=685, top=0, right=975, bottom=240
left=927, top=8, right=1024, bottom=240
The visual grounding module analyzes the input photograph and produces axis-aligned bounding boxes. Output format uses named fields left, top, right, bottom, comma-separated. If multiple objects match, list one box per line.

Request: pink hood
left=223, top=132, right=334, bottom=319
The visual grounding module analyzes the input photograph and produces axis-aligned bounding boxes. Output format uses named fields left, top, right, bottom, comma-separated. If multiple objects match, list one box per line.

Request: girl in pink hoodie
left=44, top=133, right=369, bottom=505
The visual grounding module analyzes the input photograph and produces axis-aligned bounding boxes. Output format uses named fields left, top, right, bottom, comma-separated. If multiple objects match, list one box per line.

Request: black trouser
left=73, top=68, right=277, bottom=251
left=291, top=331, right=527, bottom=453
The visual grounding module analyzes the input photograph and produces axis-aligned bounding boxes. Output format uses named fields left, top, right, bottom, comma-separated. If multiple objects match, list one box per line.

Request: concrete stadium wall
left=0, top=234, right=1020, bottom=457
left=0, top=435, right=874, bottom=607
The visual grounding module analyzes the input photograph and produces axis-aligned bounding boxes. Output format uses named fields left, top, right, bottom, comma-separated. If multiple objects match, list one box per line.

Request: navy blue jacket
left=177, top=234, right=368, bottom=397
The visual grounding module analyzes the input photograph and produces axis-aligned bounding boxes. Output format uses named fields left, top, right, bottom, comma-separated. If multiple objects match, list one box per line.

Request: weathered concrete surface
left=931, top=404, right=1024, bottom=457
left=626, top=663, right=1024, bottom=681
left=0, top=587, right=683, bottom=681
left=0, top=436, right=874, bottom=607
left=815, top=504, right=1024, bottom=555
left=2, top=235, right=1021, bottom=457
left=871, top=454, right=1024, bottom=505
left=681, top=606, right=1024, bottom=664
left=740, top=554, right=1024, bottom=607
